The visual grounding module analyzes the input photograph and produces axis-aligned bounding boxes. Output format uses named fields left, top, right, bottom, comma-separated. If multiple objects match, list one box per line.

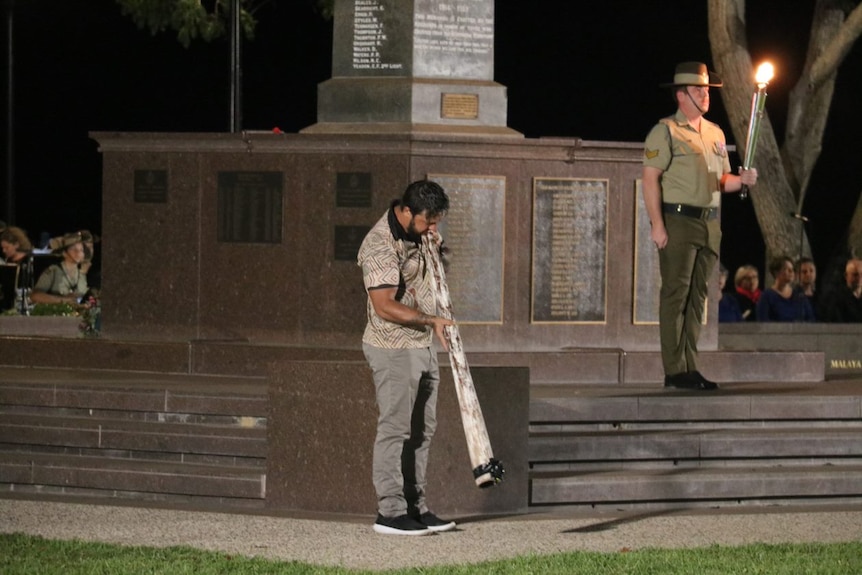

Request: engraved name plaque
left=633, top=179, right=661, bottom=324
left=429, top=174, right=505, bottom=323
left=336, top=172, right=373, bottom=208
left=532, top=178, right=608, bottom=323
left=334, top=225, right=371, bottom=261
left=217, top=172, right=283, bottom=244
left=134, top=170, right=168, bottom=203
left=441, top=93, right=479, bottom=119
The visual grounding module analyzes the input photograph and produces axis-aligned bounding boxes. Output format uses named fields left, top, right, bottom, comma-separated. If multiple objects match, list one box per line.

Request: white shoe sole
left=425, top=521, right=456, bottom=532
left=373, top=524, right=433, bottom=536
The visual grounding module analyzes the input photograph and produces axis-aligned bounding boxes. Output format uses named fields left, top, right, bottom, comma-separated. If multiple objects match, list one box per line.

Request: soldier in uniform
left=642, top=61, right=758, bottom=390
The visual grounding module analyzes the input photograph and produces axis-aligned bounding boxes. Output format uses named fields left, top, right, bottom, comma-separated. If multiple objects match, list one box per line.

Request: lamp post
left=740, top=62, right=774, bottom=200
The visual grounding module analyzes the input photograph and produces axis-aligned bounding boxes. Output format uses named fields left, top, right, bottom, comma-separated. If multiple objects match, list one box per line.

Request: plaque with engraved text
left=532, top=178, right=608, bottom=323
left=134, top=170, right=168, bottom=203
left=633, top=179, right=661, bottom=324
left=217, top=172, right=283, bottom=244
left=335, top=0, right=494, bottom=80
left=334, top=225, right=371, bottom=261
left=336, top=172, right=373, bottom=208
left=429, top=174, right=505, bottom=323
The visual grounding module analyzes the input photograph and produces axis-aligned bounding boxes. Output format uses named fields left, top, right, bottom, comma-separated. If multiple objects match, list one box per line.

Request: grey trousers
left=363, top=343, right=439, bottom=518
left=658, top=213, right=721, bottom=376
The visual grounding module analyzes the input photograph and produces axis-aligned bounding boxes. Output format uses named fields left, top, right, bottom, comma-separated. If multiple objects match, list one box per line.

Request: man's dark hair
left=401, top=180, right=449, bottom=219
left=795, top=256, right=815, bottom=271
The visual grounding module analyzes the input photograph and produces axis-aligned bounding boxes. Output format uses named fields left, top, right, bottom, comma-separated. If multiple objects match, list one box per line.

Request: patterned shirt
left=643, top=109, right=731, bottom=208
left=357, top=205, right=437, bottom=349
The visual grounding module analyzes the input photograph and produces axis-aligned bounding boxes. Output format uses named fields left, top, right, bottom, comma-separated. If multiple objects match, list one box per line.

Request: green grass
left=2, top=533, right=861, bottom=574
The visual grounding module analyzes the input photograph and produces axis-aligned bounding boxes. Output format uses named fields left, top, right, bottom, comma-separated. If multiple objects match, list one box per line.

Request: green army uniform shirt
left=643, top=109, right=731, bottom=208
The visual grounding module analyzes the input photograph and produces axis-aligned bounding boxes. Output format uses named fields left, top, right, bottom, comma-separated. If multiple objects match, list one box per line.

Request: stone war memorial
left=5, top=0, right=859, bottom=517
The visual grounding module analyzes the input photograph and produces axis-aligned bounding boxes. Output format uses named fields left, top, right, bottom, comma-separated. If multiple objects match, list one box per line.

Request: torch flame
left=755, top=62, right=774, bottom=85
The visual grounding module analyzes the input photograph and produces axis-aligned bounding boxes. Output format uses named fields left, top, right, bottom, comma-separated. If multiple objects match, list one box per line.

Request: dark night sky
left=2, top=0, right=861, bottom=277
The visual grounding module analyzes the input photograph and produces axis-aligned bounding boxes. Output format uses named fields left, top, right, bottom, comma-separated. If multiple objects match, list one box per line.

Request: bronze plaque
left=441, top=93, right=479, bottom=119
left=217, top=172, right=283, bottom=244
left=134, top=169, right=168, bottom=203
left=334, top=225, right=370, bottom=261
left=336, top=172, right=372, bottom=208
left=532, top=178, right=608, bottom=323
left=429, top=174, right=505, bottom=324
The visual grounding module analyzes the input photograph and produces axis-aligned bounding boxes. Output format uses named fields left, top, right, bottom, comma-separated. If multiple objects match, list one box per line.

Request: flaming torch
left=740, top=62, right=774, bottom=200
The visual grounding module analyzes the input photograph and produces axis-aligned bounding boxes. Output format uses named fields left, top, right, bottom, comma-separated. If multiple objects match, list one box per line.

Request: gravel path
left=3, top=498, right=862, bottom=570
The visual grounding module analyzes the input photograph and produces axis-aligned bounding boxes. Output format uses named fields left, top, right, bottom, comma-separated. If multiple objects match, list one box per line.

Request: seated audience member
left=718, top=264, right=742, bottom=322
left=30, top=232, right=89, bottom=305
left=756, top=255, right=815, bottom=322
left=795, top=257, right=817, bottom=319
left=0, top=226, right=35, bottom=291
left=78, top=230, right=101, bottom=291
left=1, top=226, right=33, bottom=265
left=820, top=258, right=862, bottom=322
left=732, top=264, right=761, bottom=321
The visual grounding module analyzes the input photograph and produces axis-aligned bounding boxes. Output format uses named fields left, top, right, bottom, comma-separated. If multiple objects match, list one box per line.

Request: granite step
left=0, top=452, right=266, bottom=501
left=0, top=413, right=266, bottom=464
left=529, top=382, right=862, bottom=424
left=0, top=367, right=268, bottom=418
left=529, top=427, right=862, bottom=464
left=530, top=464, right=862, bottom=508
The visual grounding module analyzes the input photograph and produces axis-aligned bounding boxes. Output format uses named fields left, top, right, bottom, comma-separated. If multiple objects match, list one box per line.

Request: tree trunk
left=708, top=0, right=811, bottom=267
left=849, top=191, right=862, bottom=258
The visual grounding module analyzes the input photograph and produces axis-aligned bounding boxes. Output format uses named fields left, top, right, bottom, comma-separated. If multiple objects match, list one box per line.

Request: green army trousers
left=658, top=212, right=721, bottom=376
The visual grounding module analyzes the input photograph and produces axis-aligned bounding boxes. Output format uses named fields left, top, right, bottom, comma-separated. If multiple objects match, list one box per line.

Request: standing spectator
left=756, top=256, right=815, bottom=322
left=357, top=180, right=456, bottom=536
left=718, top=263, right=742, bottom=322
left=732, top=264, right=761, bottom=321
left=820, top=258, right=862, bottom=322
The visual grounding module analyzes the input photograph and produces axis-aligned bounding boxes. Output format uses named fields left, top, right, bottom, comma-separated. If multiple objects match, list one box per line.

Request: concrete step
left=529, top=427, right=862, bottom=463
left=530, top=464, right=862, bottom=507
left=0, top=367, right=268, bottom=418
left=0, top=413, right=266, bottom=461
left=529, top=382, right=862, bottom=423
left=0, top=452, right=266, bottom=501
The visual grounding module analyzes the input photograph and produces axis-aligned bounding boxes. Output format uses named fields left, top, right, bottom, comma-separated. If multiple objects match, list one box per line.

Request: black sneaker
left=373, top=513, right=432, bottom=536
left=414, top=511, right=456, bottom=532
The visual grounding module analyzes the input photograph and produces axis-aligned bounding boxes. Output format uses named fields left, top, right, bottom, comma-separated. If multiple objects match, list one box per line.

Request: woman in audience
left=1, top=226, right=33, bottom=265
left=756, top=255, right=815, bottom=322
left=732, top=264, right=761, bottom=321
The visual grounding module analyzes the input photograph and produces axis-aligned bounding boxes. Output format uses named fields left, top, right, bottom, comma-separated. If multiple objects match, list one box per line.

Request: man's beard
left=405, top=217, right=423, bottom=243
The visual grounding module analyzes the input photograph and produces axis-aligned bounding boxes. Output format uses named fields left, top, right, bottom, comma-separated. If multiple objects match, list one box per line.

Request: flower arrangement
left=29, top=295, right=101, bottom=337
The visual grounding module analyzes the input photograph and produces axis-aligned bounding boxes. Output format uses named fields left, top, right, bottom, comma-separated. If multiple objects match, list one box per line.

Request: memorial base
left=266, top=360, right=529, bottom=517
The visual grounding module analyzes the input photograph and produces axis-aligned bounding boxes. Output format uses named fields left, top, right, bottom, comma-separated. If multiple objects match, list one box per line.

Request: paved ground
left=2, top=496, right=862, bottom=571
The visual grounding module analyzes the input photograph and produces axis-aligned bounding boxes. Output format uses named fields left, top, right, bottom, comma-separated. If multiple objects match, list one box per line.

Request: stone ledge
left=0, top=316, right=81, bottom=338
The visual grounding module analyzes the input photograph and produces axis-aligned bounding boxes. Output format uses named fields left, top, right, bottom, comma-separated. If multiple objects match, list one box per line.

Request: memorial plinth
left=303, top=0, right=519, bottom=136
left=91, top=131, right=708, bottom=356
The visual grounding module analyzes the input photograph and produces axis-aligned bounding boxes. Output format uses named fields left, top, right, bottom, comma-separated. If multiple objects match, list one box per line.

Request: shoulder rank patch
left=645, top=148, right=659, bottom=159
